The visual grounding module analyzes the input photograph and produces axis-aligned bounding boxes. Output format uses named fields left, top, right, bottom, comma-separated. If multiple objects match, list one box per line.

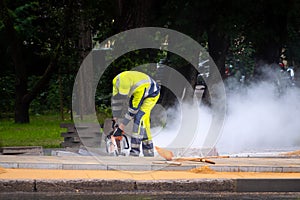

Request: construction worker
left=111, top=71, right=160, bottom=157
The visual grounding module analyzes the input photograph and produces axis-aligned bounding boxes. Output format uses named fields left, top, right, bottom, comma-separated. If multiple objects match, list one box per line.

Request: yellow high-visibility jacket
left=112, top=71, right=160, bottom=125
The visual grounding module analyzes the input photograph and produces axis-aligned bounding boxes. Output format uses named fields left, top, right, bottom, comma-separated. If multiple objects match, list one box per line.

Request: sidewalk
left=1, top=154, right=300, bottom=192
left=1, top=154, right=300, bottom=172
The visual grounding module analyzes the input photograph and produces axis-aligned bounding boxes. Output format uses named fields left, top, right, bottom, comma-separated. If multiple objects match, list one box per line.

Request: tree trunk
left=15, top=97, right=30, bottom=123
left=13, top=51, right=30, bottom=123
left=114, top=0, right=156, bottom=31
left=12, top=39, right=29, bottom=123
left=254, top=1, right=288, bottom=65
left=76, top=17, right=93, bottom=118
left=204, top=27, right=229, bottom=106
left=207, top=29, right=229, bottom=78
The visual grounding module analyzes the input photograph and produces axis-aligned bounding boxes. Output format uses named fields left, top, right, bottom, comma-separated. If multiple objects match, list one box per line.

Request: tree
left=0, top=0, right=79, bottom=123
left=0, top=1, right=59, bottom=123
left=0, top=0, right=117, bottom=123
left=247, top=0, right=289, bottom=65
left=284, top=0, right=300, bottom=67
left=1, top=0, right=300, bottom=123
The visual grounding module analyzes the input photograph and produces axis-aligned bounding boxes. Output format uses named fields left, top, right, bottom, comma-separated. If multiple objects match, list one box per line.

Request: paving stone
left=1, top=155, right=300, bottom=172
left=151, top=165, right=196, bottom=171
left=18, top=163, right=62, bottom=169
left=107, top=164, right=152, bottom=171
left=282, top=167, right=300, bottom=173
left=63, top=164, right=107, bottom=170
left=0, top=163, right=18, bottom=168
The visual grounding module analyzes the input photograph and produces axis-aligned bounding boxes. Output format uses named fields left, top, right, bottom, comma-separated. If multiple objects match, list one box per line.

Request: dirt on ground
left=0, top=167, right=6, bottom=174
left=1, top=168, right=300, bottom=180
left=189, top=165, right=216, bottom=174
left=281, top=150, right=300, bottom=156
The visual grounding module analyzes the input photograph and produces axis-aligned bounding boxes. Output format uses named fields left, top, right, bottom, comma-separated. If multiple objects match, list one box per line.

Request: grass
left=0, top=110, right=111, bottom=148
left=0, top=114, right=71, bottom=148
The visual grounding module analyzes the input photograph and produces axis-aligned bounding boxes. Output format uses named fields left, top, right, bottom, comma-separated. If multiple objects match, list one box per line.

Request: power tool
left=105, top=120, right=130, bottom=156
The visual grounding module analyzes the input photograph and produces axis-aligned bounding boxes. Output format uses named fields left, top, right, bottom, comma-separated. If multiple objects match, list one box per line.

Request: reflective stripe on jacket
left=112, top=71, right=160, bottom=124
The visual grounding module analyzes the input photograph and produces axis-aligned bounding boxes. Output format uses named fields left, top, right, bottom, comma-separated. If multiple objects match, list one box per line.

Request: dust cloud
left=152, top=67, right=300, bottom=154
left=218, top=71, right=300, bottom=154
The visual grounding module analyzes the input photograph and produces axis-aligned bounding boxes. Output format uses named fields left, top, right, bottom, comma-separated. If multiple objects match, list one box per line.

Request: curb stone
left=0, top=179, right=234, bottom=193
left=1, top=179, right=300, bottom=192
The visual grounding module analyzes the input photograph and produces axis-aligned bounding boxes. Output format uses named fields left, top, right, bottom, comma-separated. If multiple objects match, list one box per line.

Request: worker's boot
left=143, top=150, right=154, bottom=157
left=129, top=149, right=140, bottom=157
left=142, top=140, right=154, bottom=157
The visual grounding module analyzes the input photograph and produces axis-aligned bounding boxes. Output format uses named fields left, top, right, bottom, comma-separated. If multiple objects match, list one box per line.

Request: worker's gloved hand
left=113, top=127, right=123, bottom=137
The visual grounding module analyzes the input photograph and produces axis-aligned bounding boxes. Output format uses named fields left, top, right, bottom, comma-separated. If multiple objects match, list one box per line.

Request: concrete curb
left=1, top=179, right=300, bottom=193
left=236, top=179, right=300, bottom=192
left=0, top=179, right=234, bottom=193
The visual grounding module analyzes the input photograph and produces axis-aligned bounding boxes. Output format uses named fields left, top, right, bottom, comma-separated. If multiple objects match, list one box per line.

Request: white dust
left=152, top=67, right=300, bottom=154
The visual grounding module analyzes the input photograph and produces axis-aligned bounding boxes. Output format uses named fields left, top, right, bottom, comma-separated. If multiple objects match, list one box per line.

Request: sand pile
left=189, top=165, right=215, bottom=174
left=281, top=150, right=300, bottom=156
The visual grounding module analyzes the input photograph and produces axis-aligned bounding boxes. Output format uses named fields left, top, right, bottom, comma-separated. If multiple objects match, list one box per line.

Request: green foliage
left=287, top=25, right=300, bottom=65
left=29, top=75, right=60, bottom=114
left=286, top=1, right=300, bottom=66
left=227, top=35, right=255, bottom=79
left=96, top=104, right=112, bottom=125
left=12, top=1, right=39, bottom=39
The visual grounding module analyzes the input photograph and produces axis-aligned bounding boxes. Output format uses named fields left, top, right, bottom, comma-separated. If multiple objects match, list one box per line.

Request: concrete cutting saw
left=105, top=120, right=130, bottom=156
